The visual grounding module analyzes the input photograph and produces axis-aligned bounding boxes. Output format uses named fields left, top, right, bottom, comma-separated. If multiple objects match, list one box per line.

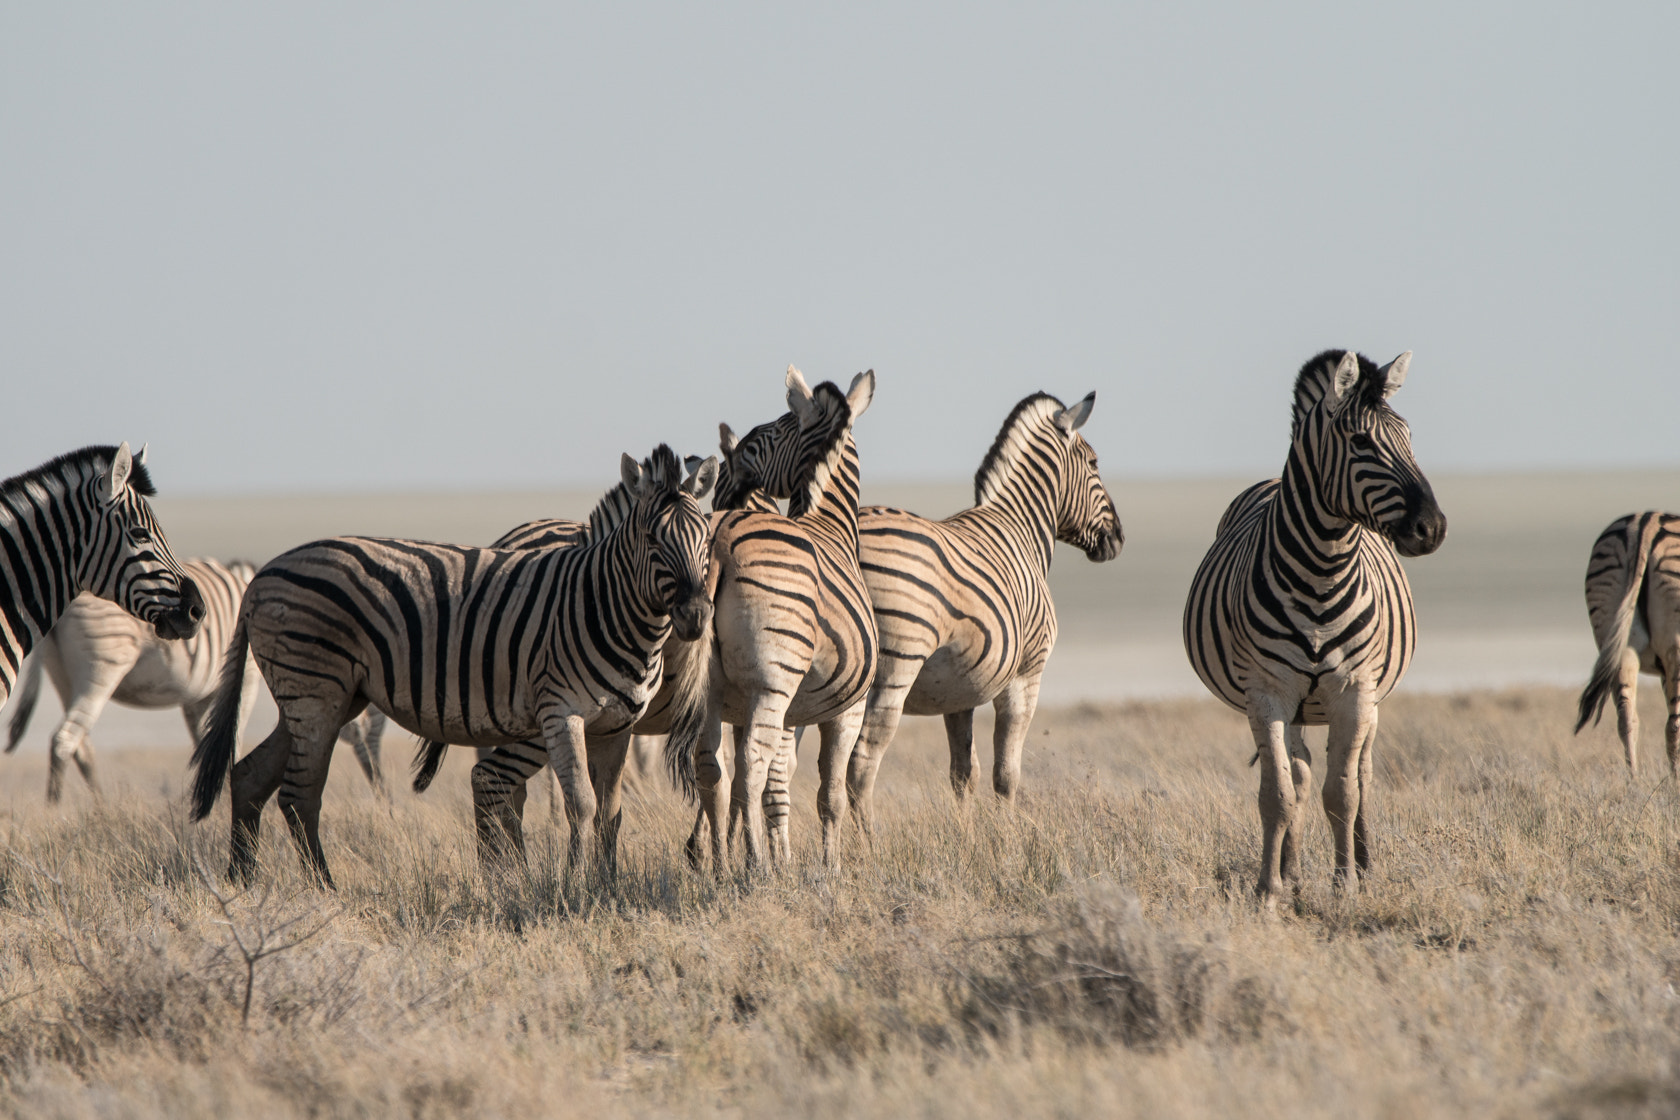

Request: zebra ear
left=620, top=453, right=645, bottom=495
left=1324, top=351, right=1361, bottom=415
left=1380, top=351, right=1411, bottom=399
left=718, top=423, right=738, bottom=455
left=104, top=442, right=134, bottom=504
left=134, top=443, right=149, bottom=467
left=846, top=370, right=875, bottom=420
left=684, top=454, right=704, bottom=474
left=684, top=456, right=719, bottom=499
left=786, top=366, right=819, bottom=428
left=1054, top=392, right=1096, bottom=433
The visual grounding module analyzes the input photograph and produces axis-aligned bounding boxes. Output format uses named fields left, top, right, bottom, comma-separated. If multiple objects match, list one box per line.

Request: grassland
left=0, top=686, right=1676, bottom=1119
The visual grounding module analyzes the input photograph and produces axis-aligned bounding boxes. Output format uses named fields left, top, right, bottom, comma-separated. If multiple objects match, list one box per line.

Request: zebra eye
left=1350, top=433, right=1377, bottom=452
left=128, top=527, right=153, bottom=545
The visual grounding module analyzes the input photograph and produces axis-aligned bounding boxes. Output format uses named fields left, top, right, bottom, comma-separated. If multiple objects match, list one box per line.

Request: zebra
left=189, top=445, right=717, bottom=886
left=1182, top=350, right=1446, bottom=903
left=665, top=366, right=877, bottom=873
left=1575, top=511, right=1680, bottom=775
left=0, top=444, right=204, bottom=711
left=402, top=456, right=775, bottom=863
left=839, top=391, right=1123, bottom=831
left=4, top=558, right=390, bottom=801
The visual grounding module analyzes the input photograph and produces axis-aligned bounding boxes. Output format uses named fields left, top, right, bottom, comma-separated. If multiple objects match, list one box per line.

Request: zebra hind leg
left=764, top=726, right=798, bottom=867
left=470, top=743, right=544, bottom=870
left=1614, top=646, right=1642, bottom=773
left=1662, top=652, right=1680, bottom=778
left=815, top=701, right=864, bottom=870
left=228, top=722, right=296, bottom=884
left=275, top=711, right=353, bottom=889
left=990, top=673, right=1044, bottom=801
left=944, top=709, right=978, bottom=800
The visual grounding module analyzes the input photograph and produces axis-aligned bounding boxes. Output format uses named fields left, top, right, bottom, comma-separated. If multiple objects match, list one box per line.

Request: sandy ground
left=4, top=469, right=1677, bottom=759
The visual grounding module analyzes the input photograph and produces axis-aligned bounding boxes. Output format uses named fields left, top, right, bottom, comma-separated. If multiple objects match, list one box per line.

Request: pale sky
left=2, top=3, right=1674, bottom=495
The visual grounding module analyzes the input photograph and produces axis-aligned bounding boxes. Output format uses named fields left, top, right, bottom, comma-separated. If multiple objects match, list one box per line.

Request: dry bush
left=0, top=686, right=1676, bottom=1118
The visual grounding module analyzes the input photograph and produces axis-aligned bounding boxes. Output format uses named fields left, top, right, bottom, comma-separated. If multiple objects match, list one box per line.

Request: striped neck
left=788, top=433, right=861, bottom=545
left=1270, top=435, right=1363, bottom=592
left=0, top=467, right=95, bottom=684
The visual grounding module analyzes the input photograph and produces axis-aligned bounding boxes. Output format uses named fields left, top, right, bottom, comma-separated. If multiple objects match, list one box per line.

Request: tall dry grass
left=0, top=686, right=1676, bottom=1119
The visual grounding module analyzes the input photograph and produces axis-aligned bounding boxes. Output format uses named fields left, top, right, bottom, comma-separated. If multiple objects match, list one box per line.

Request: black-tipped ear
left=1324, top=351, right=1361, bottom=415
left=846, top=370, right=875, bottom=420
left=1053, top=392, right=1095, bottom=432
left=786, top=366, right=819, bottom=428
left=105, top=442, right=134, bottom=504
left=1380, top=351, right=1411, bottom=399
left=684, top=456, right=719, bottom=499
left=621, top=453, right=644, bottom=494
left=719, top=423, right=738, bottom=455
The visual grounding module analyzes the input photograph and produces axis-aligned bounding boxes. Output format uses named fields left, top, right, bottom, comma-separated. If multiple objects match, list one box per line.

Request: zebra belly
left=901, top=645, right=1015, bottom=715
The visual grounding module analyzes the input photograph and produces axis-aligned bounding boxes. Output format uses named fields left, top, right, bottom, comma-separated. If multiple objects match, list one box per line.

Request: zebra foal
left=0, top=444, right=203, bottom=710
left=6, top=558, right=389, bottom=802
left=1575, top=511, right=1680, bottom=775
left=190, top=445, right=716, bottom=886
left=1183, top=350, right=1446, bottom=903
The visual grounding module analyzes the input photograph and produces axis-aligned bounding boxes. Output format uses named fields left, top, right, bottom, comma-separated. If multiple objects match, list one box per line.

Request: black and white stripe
left=1575, top=511, right=1680, bottom=775
left=1182, top=350, right=1446, bottom=902
left=189, top=445, right=717, bottom=885
left=0, top=444, right=203, bottom=711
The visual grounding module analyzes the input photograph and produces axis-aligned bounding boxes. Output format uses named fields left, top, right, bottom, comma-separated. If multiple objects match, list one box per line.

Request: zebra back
left=0, top=444, right=202, bottom=705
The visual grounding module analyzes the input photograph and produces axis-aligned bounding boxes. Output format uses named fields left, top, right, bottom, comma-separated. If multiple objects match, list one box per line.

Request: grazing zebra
left=1575, top=511, right=1680, bottom=775
left=1182, top=350, right=1447, bottom=903
left=0, top=444, right=204, bottom=710
left=840, top=391, right=1123, bottom=831
left=189, top=446, right=717, bottom=886
left=4, top=558, right=390, bottom=801
left=666, top=367, right=877, bottom=872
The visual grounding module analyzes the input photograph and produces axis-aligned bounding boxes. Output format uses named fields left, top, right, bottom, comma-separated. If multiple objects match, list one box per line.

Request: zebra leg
left=990, top=672, right=1044, bottom=801
left=470, top=743, right=545, bottom=868
left=1322, top=693, right=1377, bottom=895
left=340, top=712, right=388, bottom=800
left=816, top=701, right=865, bottom=869
left=1614, top=645, right=1642, bottom=773
left=847, top=674, right=915, bottom=835
left=686, top=723, right=733, bottom=872
left=944, top=709, right=979, bottom=799
left=228, top=723, right=294, bottom=884
left=276, top=715, right=351, bottom=889
left=1278, top=725, right=1313, bottom=889
left=587, top=731, right=632, bottom=880
left=46, top=662, right=128, bottom=803
left=691, top=695, right=731, bottom=876
left=1664, top=653, right=1680, bottom=778
left=541, top=711, right=598, bottom=879
left=736, top=700, right=793, bottom=873
left=761, top=726, right=799, bottom=867
left=1352, top=716, right=1378, bottom=877
left=1246, top=698, right=1298, bottom=906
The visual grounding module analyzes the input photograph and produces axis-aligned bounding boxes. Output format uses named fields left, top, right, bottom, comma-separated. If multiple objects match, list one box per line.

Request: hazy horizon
left=4, top=4, right=1676, bottom=494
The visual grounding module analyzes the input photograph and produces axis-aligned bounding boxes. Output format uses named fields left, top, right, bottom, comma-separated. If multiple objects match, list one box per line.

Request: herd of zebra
left=0, top=353, right=1675, bottom=905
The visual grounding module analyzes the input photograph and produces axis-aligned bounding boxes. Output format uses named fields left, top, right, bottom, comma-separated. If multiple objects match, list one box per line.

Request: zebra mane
left=788, top=382, right=855, bottom=519
left=973, top=392, right=1064, bottom=507
left=586, top=444, right=685, bottom=532
left=0, top=445, right=156, bottom=501
left=1291, top=350, right=1385, bottom=437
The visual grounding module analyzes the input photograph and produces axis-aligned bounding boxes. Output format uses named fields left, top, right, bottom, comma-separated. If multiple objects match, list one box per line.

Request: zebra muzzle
left=152, top=576, right=206, bottom=641
left=669, top=592, right=713, bottom=642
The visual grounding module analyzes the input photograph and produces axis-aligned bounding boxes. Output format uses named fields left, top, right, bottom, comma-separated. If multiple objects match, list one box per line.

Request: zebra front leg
left=471, top=743, right=545, bottom=868
left=1352, top=715, right=1378, bottom=877
left=1661, top=653, right=1680, bottom=778
left=542, top=711, right=598, bottom=880
left=765, top=726, right=799, bottom=867
left=733, top=704, right=784, bottom=873
left=1614, top=645, right=1642, bottom=773
left=816, top=701, right=865, bottom=869
left=227, top=724, right=293, bottom=883
left=990, top=672, right=1044, bottom=801
left=690, top=700, right=731, bottom=876
left=1323, top=692, right=1377, bottom=895
left=1247, top=697, right=1298, bottom=907
left=945, top=709, right=978, bottom=799
left=1278, top=725, right=1313, bottom=890
left=587, top=731, right=632, bottom=880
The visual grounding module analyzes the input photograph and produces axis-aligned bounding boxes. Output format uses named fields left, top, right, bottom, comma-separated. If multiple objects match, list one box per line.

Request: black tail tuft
left=5, top=655, right=43, bottom=753
left=411, top=739, right=449, bottom=793
left=189, top=619, right=251, bottom=821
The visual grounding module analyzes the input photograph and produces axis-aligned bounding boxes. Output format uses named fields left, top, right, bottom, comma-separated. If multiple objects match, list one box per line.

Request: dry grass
left=0, top=686, right=1677, bottom=1118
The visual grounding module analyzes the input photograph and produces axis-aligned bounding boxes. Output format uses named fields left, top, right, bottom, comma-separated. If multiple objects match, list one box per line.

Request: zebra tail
left=4, top=655, right=43, bottom=753
left=661, top=612, right=714, bottom=802
left=189, top=617, right=251, bottom=821
left=1576, top=513, right=1661, bottom=734
left=411, top=739, right=449, bottom=793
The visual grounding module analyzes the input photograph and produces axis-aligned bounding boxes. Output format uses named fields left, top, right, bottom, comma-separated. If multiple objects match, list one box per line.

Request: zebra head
left=1292, top=350, right=1447, bottom=558
left=1048, top=393, right=1123, bottom=562
left=621, top=445, right=717, bottom=641
left=76, top=443, right=205, bottom=640
left=973, top=392, right=1124, bottom=562
left=713, top=367, right=874, bottom=513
